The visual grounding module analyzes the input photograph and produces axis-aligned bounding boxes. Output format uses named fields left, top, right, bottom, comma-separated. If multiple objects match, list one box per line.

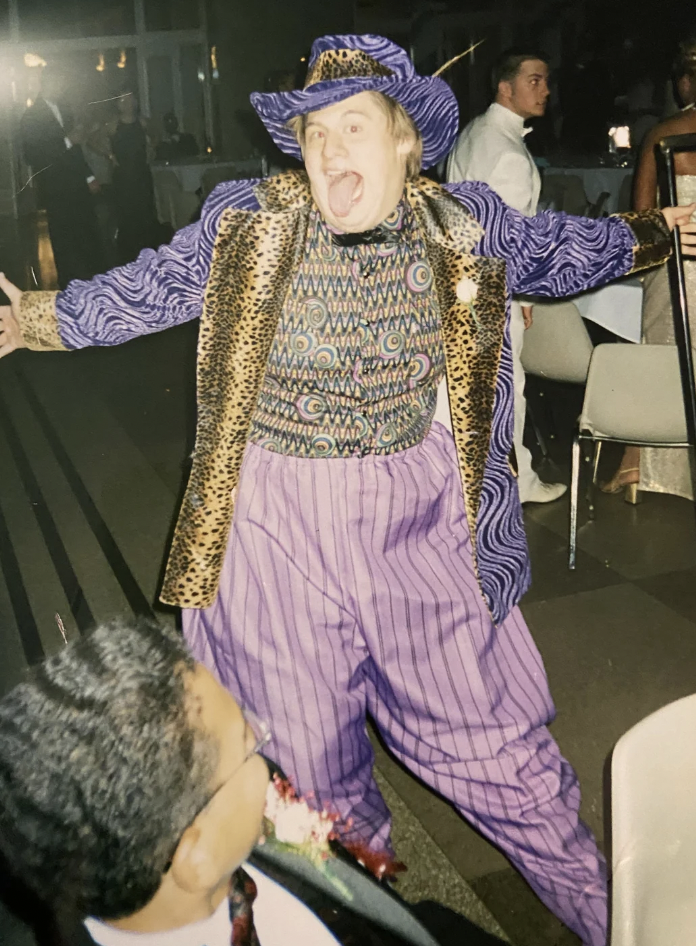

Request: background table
left=543, top=166, right=634, bottom=214
left=152, top=158, right=263, bottom=194
left=152, top=158, right=265, bottom=228
left=573, top=276, right=643, bottom=342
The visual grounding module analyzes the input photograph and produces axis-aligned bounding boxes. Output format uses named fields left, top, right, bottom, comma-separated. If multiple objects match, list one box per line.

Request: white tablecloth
left=544, top=166, right=634, bottom=213
left=152, top=158, right=262, bottom=194
left=573, top=277, right=643, bottom=343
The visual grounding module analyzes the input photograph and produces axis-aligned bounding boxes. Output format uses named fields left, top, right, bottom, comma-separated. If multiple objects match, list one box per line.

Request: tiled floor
left=0, top=319, right=695, bottom=946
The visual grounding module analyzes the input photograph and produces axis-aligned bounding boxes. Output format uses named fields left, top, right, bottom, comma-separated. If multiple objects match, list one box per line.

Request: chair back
left=521, top=301, right=593, bottom=384
left=540, top=174, right=589, bottom=215
left=587, top=190, right=611, bottom=218
left=611, top=693, right=696, bottom=946
left=580, top=344, right=688, bottom=443
left=617, top=173, right=634, bottom=212
left=201, top=167, right=235, bottom=197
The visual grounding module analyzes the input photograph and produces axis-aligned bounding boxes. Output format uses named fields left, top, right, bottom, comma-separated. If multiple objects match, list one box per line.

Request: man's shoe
left=520, top=480, right=567, bottom=504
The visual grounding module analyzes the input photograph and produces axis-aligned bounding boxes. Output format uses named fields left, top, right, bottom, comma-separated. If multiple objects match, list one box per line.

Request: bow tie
left=331, top=225, right=401, bottom=247
left=229, top=868, right=259, bottom=946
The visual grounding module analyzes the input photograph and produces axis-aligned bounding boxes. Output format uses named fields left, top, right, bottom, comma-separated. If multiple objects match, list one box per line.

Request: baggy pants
left=184, top=424, right=607, bottom=945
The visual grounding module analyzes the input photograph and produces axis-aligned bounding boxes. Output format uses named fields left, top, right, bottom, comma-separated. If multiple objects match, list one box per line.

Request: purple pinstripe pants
left=183, top=424, right=607, bottom=945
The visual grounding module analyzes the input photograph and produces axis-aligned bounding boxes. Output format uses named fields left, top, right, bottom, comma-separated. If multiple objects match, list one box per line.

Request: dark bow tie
left=331, top=225, right=401, bottom=247
left=229, top=868, right=260, bottom=946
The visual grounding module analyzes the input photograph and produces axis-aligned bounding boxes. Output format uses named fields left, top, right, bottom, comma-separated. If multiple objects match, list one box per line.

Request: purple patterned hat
left=250, top=34, right=459, bottom=170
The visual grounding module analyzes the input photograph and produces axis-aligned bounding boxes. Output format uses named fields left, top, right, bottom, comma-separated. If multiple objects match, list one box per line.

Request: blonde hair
left=287, top=92, right=423, bottom=180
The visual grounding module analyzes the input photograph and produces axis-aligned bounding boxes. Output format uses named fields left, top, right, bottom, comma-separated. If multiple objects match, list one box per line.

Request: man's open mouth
left=326, top=170, right=364, bottom=218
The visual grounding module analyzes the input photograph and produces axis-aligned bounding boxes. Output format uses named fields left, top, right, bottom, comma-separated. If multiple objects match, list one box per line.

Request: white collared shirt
left=446, top=102, right=541, bottom=217
left=84, top=863, right=341, bottom=946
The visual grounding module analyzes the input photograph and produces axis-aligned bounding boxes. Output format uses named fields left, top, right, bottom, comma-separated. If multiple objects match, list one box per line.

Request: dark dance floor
left=1, top=316, right=695, bottom=945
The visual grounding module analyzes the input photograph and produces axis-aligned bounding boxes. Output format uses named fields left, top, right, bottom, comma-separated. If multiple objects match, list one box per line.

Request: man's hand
left=88, top=179, right=101, bottom=195
left=522, top=305, right=533, bottom=329
left=0, top=273, right=25, bottom=359
left=662, top=203, right=696, bottom=256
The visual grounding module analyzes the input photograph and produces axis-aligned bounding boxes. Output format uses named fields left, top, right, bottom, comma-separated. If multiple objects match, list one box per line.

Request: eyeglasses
left=163, top=707, right=271, bottom=871
left=237, top=708, right=272, bottom=770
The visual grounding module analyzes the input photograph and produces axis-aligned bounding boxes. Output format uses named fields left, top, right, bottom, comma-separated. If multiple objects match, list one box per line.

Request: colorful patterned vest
left=247, top=201, right=445, bottom=458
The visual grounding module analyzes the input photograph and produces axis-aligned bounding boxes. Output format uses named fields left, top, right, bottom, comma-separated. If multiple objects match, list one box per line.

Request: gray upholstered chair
left=611, top=693, right=696, bottom=946
left=569, top=344, right=690, bottom=568
left=521, top=300, right=594, bottom=461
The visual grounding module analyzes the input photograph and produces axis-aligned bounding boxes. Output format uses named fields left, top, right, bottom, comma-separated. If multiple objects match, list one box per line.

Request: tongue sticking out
left=327, top=172, right=362, bottom=218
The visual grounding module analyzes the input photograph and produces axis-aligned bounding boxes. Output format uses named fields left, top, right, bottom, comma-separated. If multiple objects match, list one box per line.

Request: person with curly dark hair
left=0, top=617, right=504, bottom=946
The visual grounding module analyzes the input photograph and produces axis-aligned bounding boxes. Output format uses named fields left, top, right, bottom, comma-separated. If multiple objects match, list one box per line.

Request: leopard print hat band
left=304, top=48, right=395, bottom=87
left=250, top=34, right=459, bottom=170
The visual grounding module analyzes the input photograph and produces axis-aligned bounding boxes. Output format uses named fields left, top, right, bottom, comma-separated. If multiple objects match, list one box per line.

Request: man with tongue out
left=2, top=34, right=695, bottom=946
left=299, top=94, right=411, bottom=230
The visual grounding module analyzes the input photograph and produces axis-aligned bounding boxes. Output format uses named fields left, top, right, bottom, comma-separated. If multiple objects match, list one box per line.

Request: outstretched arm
left=633, top=126, right=660, bottom=211
left=0, top=179, right=261, bottom=358
left=0, top=221, right=205, bottom=358
left=447, top=181, right=694, bottom=299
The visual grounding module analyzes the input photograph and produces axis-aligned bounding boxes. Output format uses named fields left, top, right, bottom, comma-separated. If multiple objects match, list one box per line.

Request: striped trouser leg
left=182, top=441, right=393, bottom=850
left=183, top=427, right=606, bottom=945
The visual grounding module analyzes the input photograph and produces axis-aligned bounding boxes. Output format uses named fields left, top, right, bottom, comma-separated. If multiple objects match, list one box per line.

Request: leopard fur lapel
left=407, top=178, right=508, bottom=559
left=161, top=178, right=310, bottom=607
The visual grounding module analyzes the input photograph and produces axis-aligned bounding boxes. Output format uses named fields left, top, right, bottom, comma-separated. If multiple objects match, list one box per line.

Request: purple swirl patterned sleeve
left=445, top=180, right=645, bottom=298
left=54, top=179, right=262, bottom=350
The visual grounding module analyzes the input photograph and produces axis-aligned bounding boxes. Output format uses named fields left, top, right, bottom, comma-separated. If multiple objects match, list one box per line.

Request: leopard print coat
left=159, top=173, right=509, bottom=610
left=16, top=171, right=671, bottom=621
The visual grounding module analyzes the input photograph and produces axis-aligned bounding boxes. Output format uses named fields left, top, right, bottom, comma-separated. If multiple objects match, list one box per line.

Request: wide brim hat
left=251, top=34, right=459, bottom=169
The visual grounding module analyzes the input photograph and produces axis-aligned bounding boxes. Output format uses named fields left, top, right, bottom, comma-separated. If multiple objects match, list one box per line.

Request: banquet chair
left=587, top=190, right=611, bottom=218
left=540, top=174, right=590, bottom=215
left=568, top=344, right=690, bottom=568
left=610, top=692, right=696, bottom=946
left=201, top=167, right=235, bottom=197
left=521, top=301, right=594, bottom=458
left=617, top=173, right=634, bottom=213
left=522, top=301, right=594, bottom=383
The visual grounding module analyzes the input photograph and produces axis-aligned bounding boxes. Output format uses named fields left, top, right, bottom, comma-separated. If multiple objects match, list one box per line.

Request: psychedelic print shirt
left=247, top=201, right=445, bottom=458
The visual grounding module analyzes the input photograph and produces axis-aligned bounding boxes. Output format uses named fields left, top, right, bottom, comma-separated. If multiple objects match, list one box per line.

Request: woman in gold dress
left=603, top=41, right=696, bottom=501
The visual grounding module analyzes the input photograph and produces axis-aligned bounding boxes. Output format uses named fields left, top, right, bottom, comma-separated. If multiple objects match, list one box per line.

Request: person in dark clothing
left=0, top=617, right=506, bottom=946
left=20, top=67, right=105, bottom=289
left=111, top=92, right=161, bottom=265
left=154, top=111, right=199, bottom=161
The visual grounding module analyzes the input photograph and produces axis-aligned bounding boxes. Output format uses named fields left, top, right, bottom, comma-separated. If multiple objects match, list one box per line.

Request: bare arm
left=633, top=126, right=660, bottom=211
left=633, top=110, right=696, bottom=211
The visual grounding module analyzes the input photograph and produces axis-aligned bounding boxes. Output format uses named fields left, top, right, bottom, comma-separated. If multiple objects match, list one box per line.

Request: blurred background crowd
left=0, top=0, right=693, bottom=288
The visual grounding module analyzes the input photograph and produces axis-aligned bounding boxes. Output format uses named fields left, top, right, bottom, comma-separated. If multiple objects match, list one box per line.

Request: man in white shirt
left=447, top=50, right=566, bottom=504
left=0, top=618, right=504, bottom=946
